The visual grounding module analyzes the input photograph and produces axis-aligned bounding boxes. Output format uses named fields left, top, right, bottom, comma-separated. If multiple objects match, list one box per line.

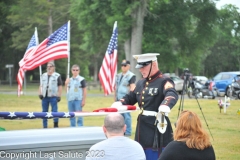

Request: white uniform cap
left=133, top=53, right=160, bottom=68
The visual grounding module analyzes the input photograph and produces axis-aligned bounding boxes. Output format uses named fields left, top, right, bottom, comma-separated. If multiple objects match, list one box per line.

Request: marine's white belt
left=141, top=110, right=158, bottom=116
left=141, top=110, right=169, bottom=117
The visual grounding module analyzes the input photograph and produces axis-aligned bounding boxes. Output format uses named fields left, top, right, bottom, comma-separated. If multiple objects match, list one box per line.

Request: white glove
left=111, top=101, right=123, bottom=108
left=158, top=105, right=170, bottom=113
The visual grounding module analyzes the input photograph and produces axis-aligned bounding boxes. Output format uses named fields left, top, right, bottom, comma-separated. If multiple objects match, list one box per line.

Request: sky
left=215, top=0, right=240, bottom=9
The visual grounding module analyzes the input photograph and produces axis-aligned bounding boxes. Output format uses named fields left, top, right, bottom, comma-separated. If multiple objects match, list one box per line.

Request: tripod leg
left=194, top=94, right=214, bottom=141
left=177, top=78, right=188, bottom=119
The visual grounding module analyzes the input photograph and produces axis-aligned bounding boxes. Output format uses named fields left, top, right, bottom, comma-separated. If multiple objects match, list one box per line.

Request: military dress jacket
left=122, top=71, right=178, bottom=148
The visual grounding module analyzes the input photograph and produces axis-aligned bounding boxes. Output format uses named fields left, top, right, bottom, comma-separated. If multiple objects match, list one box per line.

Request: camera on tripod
left=183, top=68, right=191, bottom=81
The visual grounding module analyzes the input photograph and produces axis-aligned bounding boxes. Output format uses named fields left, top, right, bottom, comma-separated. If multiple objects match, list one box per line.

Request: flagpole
left=66, top=20, right=71, bottom=93
left=67, top=20, right=71, bottom=79
left=35, top=27, right=41, bottom=93
left=23, top=72, right=26, bottom=95
left=114, top=21, right=118, bottom=92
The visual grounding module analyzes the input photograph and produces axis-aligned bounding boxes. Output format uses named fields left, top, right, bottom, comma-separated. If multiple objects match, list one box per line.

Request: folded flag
left=93, top=105, right=137, bottom=112
left=93, top=108, right=118, bottom=112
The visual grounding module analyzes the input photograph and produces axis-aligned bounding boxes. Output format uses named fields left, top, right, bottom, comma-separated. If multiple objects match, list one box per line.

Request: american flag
left=98, top=21, right=118, bottom=95
left=0, top=106, right=137, bottom=119
left=17, top=32, right=38, bottom=96
left=0, top=112, right=75, bottom=120
left=19, top=23, right=69, bottom=71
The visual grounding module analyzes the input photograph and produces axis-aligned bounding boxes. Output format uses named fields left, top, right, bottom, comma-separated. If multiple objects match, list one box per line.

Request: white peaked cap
left=132, top=53, right=160, bottom=68
left=133, top=53, right=160, bottom=62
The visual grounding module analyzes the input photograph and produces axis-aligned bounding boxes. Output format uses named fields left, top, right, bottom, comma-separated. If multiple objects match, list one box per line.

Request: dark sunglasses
left=72, top=69, right=79, bottom=71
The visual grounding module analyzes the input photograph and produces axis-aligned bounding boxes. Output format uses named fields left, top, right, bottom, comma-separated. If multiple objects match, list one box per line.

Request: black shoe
left=54, top=122, right=58, bottom=128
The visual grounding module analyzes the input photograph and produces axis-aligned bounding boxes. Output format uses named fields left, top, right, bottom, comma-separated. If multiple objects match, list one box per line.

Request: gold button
left=142, top=102, right=144, bottom=105
left=149, top=78, right=151, bottom=80
left=146, top=87, right=148, bottom=90
left=142, top=96, right=144, bottom=99
left=142, top=91, right=145, bottom=94
left=146, top=82, right=149, bottom=85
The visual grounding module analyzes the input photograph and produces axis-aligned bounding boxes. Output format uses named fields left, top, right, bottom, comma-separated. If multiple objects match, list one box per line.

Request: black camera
left=183, top=68, right=190, bottom=74
left=183, top=68, right=191, bottom=81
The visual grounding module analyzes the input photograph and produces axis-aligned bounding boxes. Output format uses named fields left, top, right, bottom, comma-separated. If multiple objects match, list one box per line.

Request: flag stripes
left=17, top=32, right=38, bottom=96
left=98, top=22, right=118, bottom=95
left=20, top=23, right=69, bottom=71
left=17, top=23, right=69, bottom=96
left=21, top=40, right=68, bottom=70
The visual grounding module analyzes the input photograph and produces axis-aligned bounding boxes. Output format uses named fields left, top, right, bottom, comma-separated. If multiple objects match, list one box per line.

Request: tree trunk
left=93, top=55, right=99, bottom=82
left=48, top=0, right=52, bottom=35
left=124, top=39, right=131, bottom=61
left=48, top=0, right=53, bottom=66
left=130, top=0, right=147, bottom=81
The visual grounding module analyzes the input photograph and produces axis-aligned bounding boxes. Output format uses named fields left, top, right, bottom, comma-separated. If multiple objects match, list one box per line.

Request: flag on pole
left=98, top=21, right=118, bottom=95
left=19, top=23, right=69, bottom=71
left=17, top=32, right=38, bottom=96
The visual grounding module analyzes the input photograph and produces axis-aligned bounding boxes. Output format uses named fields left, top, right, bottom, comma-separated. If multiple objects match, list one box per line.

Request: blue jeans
left=121, top=112, right=132, bottom=136
left=42, top=97, right=58, bottom=128
left=68, top=100, right=83, bottom=127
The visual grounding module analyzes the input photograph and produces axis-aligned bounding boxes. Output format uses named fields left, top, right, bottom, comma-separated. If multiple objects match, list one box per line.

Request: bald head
left=104, top=113, right=125, bottom=134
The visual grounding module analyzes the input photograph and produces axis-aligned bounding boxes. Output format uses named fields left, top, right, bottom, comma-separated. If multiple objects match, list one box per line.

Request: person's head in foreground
left=175, top=110, right=212, bottom=150
left=133, top=53, right=160, bottom=78
left=103, top=113, right=126, bottom=138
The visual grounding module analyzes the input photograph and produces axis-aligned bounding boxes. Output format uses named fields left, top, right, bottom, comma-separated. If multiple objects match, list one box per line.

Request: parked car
left=166, top=75, right=184, bottom=94
left=193, top=76, right=208, bottom=84
left=211, top=71, right=240, bottom=97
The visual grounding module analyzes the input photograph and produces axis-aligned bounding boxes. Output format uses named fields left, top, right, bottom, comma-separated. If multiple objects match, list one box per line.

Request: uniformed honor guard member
left=113, top=53, right=178, bottom=160
left=39, top=61, right=63, bottom=128
left=65, top=64, right=87, bottom=127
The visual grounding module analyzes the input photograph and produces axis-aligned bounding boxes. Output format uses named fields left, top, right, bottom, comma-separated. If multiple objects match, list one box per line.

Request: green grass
left=0, top=85, right=240, bottom=160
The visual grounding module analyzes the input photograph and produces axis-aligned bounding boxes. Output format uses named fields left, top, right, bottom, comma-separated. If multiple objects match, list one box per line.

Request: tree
left=143, top=0, right=217, bottom=75
left=0, top=0, right=18, bottom=81
left=7, top=0, right=76, bottom=81
left=204, top=4, right=240, bottom=77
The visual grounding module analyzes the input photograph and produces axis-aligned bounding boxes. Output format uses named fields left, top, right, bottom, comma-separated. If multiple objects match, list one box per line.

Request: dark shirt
left=46, top=74, right=62, bottom=97
left=119, top=75, right=136, bottom=85
left=159, top=141, right=216, bottom=160
left=129, top=75, right=136, bottom=84
left=80, top=79, right=87, bottom=88
left=47, top=75, right=63, bottom=86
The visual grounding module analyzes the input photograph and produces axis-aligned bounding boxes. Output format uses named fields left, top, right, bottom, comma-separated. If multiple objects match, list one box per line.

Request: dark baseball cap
left=121, top=60, right=130, bottom=65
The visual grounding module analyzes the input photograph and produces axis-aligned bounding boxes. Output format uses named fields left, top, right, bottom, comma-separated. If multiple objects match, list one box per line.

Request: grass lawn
left=0, top=85, right=240, bottom=160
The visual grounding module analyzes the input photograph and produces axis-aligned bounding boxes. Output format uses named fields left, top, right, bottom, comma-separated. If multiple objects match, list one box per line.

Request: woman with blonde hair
left=158, top=110, right=215, bottom=160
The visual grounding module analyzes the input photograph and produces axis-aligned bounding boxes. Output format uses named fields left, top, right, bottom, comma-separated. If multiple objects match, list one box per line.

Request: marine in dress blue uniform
left=119, top=53, right=178, bottom=160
